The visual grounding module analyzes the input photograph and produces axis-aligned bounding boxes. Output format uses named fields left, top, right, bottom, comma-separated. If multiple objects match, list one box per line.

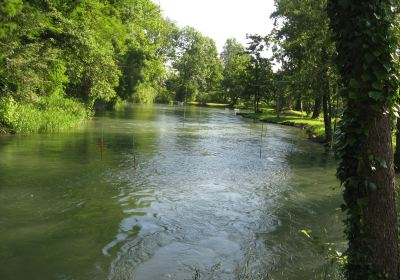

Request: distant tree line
left=0, top=0, right=223, bottom=132
left=0, top=0, right=340, bottom=136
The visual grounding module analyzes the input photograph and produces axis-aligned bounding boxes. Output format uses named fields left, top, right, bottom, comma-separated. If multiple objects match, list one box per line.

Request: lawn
left=238, top=108, right=330, bottom=142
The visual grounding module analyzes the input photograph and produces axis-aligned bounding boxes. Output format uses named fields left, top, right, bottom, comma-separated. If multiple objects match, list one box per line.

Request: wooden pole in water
left=183, top=97, right=186, bottom=128
left=260, top=122, right=263, bottom=159
left=132, top=135, right=137, bottom=169
left=99, top=108, right=105, bottom=161
left=100, top=128, right=104, bottom=160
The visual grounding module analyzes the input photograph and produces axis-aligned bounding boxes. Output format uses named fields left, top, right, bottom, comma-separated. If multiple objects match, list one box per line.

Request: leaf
left=368, top=91, right=383, bottom=101
left=349, top=79, right=360, bottom=89
left=357, top=197, right=369, bottom=206
left=368, top=182, right=377, bottom=191
left=373, top=50, right=381, bottom=57
left=383, top=63, right=391, bottom=72
left=376, top=158, right=388, bottom=168
left=361, top=73, right=371, bottom=82
left=372, top=82, right=384, bottom=90
left=300, top=229, right=311, bottom=239
left=346, top=137, right=356, bottom=146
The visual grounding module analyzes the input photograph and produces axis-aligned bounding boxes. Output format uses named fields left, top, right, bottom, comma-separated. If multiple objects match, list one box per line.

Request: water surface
left=0, top=104, right=342, bottom=279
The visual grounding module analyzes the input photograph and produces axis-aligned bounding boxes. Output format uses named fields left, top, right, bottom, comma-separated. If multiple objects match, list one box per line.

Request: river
left=0, top=104, right=342, bottom=280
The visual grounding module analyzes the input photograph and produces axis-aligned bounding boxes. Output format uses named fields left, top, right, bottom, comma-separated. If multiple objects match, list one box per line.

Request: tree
left=171, top=26, right=222, bottom=102
left=220, top=38, right=251, bottom=105
left=328, top=0, right=399, bottom=279
left=115, top=0, right=178, bottom=103
left=0, top=0, right=184, bottom=132
left=245, top=35, right=274, bottom=113
left=271, top=0, right=337, bottom=142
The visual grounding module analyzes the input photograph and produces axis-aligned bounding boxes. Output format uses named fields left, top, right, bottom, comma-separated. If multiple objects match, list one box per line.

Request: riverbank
left=0, top=96, right=87, bottom=134
left=186, top=101, right=230, bottom=108
left=237, top=108, right=327, bottom=143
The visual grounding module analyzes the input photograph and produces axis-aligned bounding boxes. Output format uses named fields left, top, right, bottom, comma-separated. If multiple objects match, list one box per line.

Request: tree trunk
left=328, top=0, right=400, bottom=278
left=321, top=48, right=332, bottom=143
left=322, top=90, right=331, bottom=142
left=361, top=113, right=398, bottom=279
left=311, top=92, right=322, bottom=119
left=256, top=99, right=260, bottom=113
left=276, top=89, right=281, bottom=118
left=295, top=95, right=303, bottom=112
left=394, top=118, right=400, bottom=171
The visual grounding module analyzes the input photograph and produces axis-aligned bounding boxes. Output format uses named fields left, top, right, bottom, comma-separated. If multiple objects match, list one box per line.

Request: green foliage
left=169, top=26, right=223, bottom=102
left=0, top=95, right=86, bottom=133
left=271, top=0, right=340, bottom=140
left=244, top=35, right=275, bottom=113
left=0, top=0, right=183, bottom=132
left=221, top=38, right=251, bottom=105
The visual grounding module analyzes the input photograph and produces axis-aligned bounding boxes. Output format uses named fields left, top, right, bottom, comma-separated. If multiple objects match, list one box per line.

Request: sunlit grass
left=239, top=109, right=328, bottom=141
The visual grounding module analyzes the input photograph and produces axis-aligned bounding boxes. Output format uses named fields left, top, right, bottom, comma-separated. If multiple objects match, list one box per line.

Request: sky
left=158, top=0, right=277, bottom=53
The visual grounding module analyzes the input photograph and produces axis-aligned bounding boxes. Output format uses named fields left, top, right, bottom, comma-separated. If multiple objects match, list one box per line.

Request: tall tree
left=328, top=0, right=399, bottom=279
left=271, top=0, right=336, bottom=142
left=171, top=26, right=222, bottom=102
left=220, top=38, right=251, bottom=105
left=245, top=35, right=274, bottom=113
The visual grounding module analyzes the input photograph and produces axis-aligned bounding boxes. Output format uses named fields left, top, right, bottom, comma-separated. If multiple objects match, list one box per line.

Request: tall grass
left=0, top=95, right=87, bottom=133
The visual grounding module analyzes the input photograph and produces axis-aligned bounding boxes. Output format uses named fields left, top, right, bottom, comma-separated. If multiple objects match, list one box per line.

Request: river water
left=0, top=104, right=342, bottom=280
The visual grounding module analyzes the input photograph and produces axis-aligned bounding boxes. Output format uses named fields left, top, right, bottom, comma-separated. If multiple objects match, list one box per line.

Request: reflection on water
left=0, top=104, right=341, bottom=280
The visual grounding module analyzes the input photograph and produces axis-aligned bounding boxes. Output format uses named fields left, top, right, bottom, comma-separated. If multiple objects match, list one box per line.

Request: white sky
left=158, top=0, right=276, bottom=53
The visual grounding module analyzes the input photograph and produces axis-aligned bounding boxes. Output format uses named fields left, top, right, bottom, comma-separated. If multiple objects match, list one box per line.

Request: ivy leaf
left=383, top=63, right=391, bottom=72
left=368, top=155, right=374, bottom=161
left=376, top=158, right=388, bottom=168
left=361, top=73, right=371, bottom=82
left=368, top=182, right=377, bottom=191
left=338, top=0, right=349, bottom=7
left=347, top=177, right=359, bottom=187
left=373, top=69, right=386, bottom=80
left=373, top=50, right=381, bottom=57
left=372, top=82, right=384, bottom=90
left=357, top=197, right=369, bottom=206
left=368, top=91, right=383, bottom=101
left=365, top=53, right=374, bottom=63
left=346, top=137, right=356, bottom=146
left=349, top=79, right=360, bottom=89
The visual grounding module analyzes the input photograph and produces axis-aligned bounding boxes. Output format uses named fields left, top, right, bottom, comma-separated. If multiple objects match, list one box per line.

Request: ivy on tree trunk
left=328, top=0, right=400, bottom=279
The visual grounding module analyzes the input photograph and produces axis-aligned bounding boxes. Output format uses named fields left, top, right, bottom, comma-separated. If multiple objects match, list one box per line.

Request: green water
left=0, top=104, right=342, bottom=279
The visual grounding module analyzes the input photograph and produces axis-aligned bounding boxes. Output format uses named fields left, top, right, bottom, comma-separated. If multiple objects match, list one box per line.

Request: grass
left=0, top=95, right=87, bottom=134
left=238, top=108, right=328, bottom=142
left=186, top=101, right=230, bottom=108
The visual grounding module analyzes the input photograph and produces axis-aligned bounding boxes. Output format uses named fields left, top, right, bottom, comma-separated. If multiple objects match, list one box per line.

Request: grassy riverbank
left=186, top=102, right=230, bottom=108
left=238, top=108, right=327, bottom=142
left=0, top=96, right=87, bottom=134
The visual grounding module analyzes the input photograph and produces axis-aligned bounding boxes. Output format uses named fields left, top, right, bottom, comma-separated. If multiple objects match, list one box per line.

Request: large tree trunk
left=361, top=113, right=399, bottom=279
left=328, top=0, right=400, bottom=278
left=340, top=107, right=399, bottom=280
left=394, top=118, right=400, bottom=171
